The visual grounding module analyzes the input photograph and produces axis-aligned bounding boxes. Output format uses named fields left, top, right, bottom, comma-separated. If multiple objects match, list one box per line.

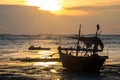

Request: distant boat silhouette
left=28, top=46, right=50, bottom=50
left=58, top=24, right=108, bottom=72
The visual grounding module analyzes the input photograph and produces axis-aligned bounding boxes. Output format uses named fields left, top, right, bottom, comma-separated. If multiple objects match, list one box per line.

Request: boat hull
left=59, top=52, right=107, bottom=72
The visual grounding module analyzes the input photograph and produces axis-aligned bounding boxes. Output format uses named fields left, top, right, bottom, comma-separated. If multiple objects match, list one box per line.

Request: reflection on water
left=0, top=35, right=120, bottom=80
left=38, top=51, right=53, bottom=55
left=38, top=50, right=58, bottom=58
left=0, top=53, right=120, bottom=80
left=34, top=62, right=57, bottom=67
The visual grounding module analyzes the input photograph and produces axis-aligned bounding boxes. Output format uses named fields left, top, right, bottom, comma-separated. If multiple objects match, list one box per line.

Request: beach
left=0, top=34, right=120, bottom=80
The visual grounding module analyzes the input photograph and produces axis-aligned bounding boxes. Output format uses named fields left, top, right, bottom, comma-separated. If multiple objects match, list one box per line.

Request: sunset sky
left=0, top=0, right=120, bottom=34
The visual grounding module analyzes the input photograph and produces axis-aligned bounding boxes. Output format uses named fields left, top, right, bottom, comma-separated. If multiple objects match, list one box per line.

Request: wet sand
left=0, top=51, right=119, bottom=80
left=0, top=60, right=120, bottom=80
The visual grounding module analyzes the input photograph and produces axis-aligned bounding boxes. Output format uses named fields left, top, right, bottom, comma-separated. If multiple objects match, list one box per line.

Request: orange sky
left=0, top=0, right=120, bottom=34
left=1, top=0, right=120, bottom=15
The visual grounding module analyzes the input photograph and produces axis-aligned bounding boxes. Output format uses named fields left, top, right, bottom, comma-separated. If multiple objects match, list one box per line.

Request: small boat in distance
left=28, top=46, right=50, bottom=50
left=58, top=24, right=108, bottom=72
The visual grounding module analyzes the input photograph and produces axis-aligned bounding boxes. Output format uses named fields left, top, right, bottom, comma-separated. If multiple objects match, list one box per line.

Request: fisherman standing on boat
left=93, top=24, right=99, bottom=54
left=93, top=24, right=103, bottom=54
left=96, top=24, right=100, bottom=37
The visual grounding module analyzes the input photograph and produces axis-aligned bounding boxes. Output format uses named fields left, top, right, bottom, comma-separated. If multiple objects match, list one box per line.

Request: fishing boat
left=58, top=24, right=108, bottom=72
left=28, top=46, right=50, bottom=50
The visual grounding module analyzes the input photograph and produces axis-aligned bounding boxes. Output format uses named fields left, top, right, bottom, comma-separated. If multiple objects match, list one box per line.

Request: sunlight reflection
left=27, top=0, right=62, bottom=12
left=38, top=51, right=54, bottom=55
left=34, top=62, right=57, bottom=67
left=38, top=50, right=57, bottom=58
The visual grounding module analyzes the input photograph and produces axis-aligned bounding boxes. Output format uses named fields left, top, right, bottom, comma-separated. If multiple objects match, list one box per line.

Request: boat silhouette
left=58, top=24, right=108, bottom=72
left=28, top=46, right=50, bottom=50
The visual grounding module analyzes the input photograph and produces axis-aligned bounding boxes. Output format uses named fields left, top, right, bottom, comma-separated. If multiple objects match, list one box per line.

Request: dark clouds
left=0, top=5, right=120, bottom=35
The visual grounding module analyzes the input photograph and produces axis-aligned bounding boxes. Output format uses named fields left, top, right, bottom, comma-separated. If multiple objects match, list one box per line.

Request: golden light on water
left=34, top=62, right=57, bottom=67
left=38, top=51, right=54, bottom=55
left=27, top=0, right=62, bottom=12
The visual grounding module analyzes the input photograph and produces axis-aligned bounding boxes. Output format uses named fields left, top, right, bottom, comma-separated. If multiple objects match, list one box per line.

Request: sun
left=27, top=0, right=62, bottom=12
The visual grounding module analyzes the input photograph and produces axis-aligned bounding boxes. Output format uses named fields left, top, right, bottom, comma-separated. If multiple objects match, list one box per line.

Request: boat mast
left=76, top=24, right=81, bottom=56
left=77, top=24, right=81, bottom=46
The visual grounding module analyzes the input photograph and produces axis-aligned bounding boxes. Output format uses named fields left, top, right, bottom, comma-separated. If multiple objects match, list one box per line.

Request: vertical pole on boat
left=76, top=24, right=81, bottom=56
left=77, top=24, right=81, bottom=46
left=79, top=24, right=81, bottom=37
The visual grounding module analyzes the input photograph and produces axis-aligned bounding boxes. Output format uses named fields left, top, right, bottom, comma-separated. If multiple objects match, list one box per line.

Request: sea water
left=0, top=34, right=120, bottom=80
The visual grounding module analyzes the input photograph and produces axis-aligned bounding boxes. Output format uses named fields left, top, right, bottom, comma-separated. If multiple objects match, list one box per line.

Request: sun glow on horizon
left=27, top=0, right=62, bottom=12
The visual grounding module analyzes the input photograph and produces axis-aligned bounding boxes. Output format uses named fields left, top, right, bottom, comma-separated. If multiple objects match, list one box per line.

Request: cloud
left=58, top=4, right=120, bottom=17
left=0, top=5, right=120, bottom=35
left=0, top=5, right=69, bottom=34
left=64, top=4, right=120, bottom=11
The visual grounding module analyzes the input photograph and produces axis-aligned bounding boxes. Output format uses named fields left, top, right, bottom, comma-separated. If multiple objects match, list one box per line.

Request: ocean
left=0, top=34, right=120, bottom=80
